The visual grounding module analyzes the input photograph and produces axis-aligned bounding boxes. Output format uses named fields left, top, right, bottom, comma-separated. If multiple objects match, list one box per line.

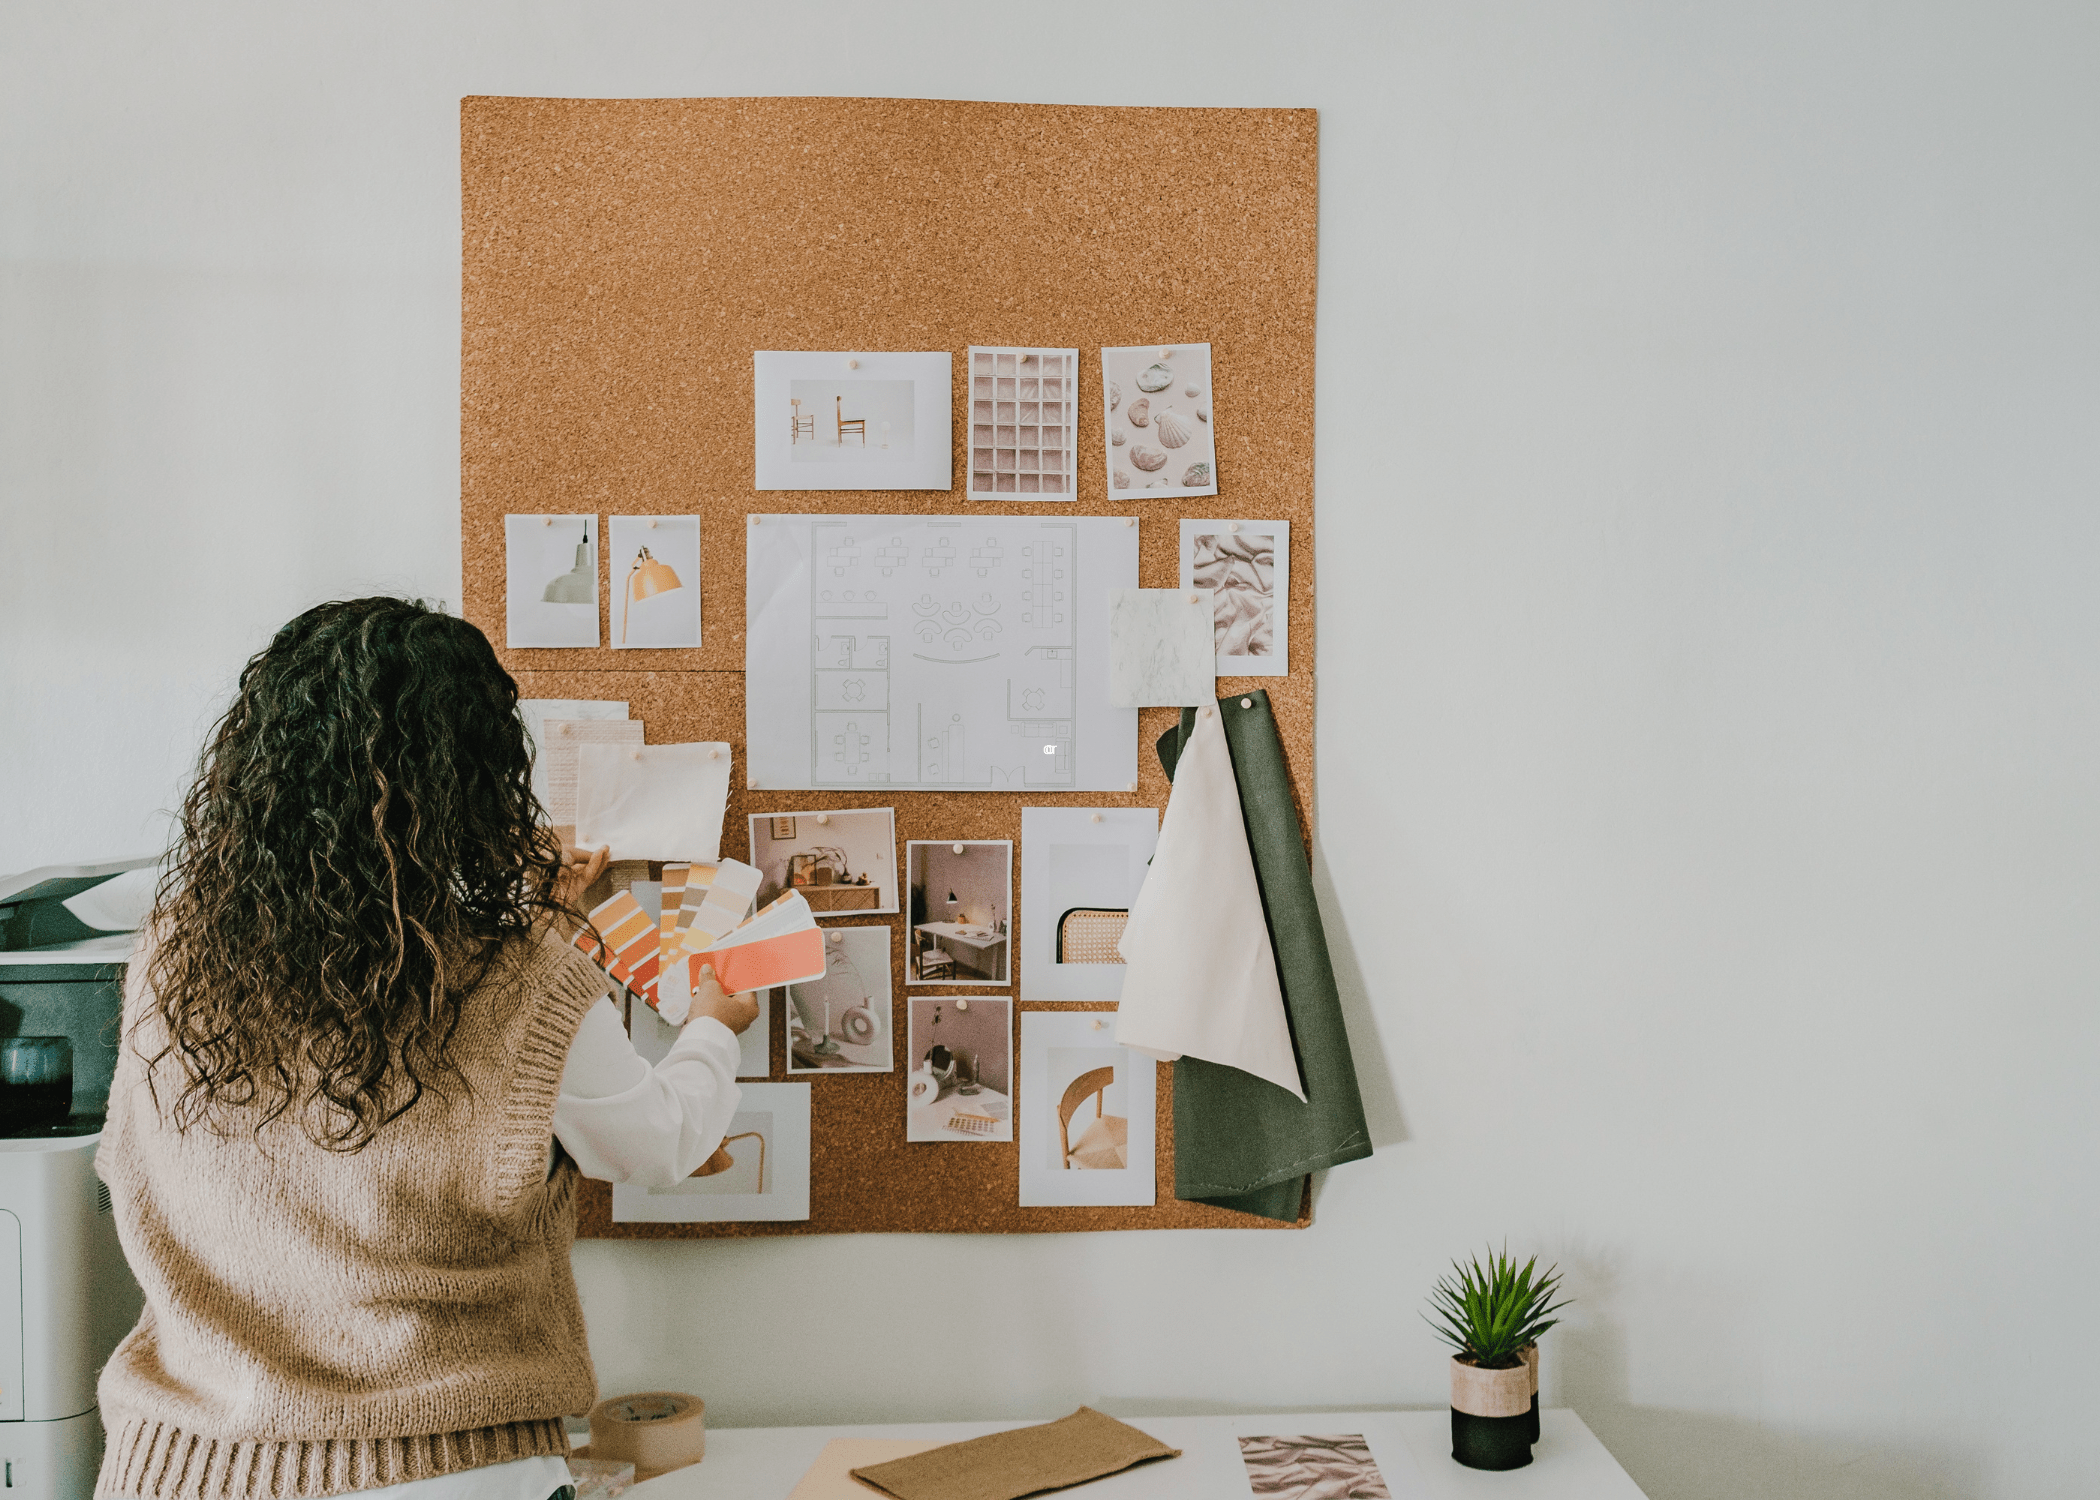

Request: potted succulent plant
left=1425, top=1247, right=1569, bottom=1471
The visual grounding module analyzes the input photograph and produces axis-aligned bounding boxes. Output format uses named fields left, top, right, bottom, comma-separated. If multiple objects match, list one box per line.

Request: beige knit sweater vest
left=95, top=932, right=610, bottom=1499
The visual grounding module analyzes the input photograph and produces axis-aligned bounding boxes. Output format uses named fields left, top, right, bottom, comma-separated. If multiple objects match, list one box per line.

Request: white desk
left=912, top=922, right=1009, bottom=980
left=629, top=1409, right=1647, bottom=1498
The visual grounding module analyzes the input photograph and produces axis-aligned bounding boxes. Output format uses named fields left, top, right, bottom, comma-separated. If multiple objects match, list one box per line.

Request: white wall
left=6, top=4, right=2097, bottom=1495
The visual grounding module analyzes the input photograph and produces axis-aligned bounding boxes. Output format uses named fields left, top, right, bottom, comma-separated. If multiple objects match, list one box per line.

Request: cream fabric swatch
left=539, top=718, right=645, bottom=826
left=1114, top=706, right=1305, bottom=1101
left=573, top=741, right=732, bottom=862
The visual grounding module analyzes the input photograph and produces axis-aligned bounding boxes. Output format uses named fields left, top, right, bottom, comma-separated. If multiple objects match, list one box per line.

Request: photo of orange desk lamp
left=622, top=544, right=684, bottom=644
left=691, top=1130, right=765, bottom=1193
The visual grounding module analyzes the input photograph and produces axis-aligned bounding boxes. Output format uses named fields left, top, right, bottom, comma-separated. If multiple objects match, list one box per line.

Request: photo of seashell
left=1100, top=343, right=1215, bottom=497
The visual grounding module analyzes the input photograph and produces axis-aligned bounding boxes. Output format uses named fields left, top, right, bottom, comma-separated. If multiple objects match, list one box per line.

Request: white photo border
left=1179, top=518, right=1289, bottom=677
left=754, top=350, right=953, bottom=491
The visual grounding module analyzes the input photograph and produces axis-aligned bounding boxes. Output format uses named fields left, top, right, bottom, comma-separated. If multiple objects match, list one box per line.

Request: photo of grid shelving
left=967, top=346, right=1079, bottom=500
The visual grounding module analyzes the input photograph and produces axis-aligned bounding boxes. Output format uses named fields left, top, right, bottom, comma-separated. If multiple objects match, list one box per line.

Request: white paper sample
left=906, top=997, right=1012, bottom=1142
left=786, top=927, right=894, bottom=1073
left=612, top=1082, right=810, bottom=1222
left=573, top=741, right=731, bottom=862
left=1181, top=519, right=1289, bottom=676
left=1018, top=1012, right=1157, bottom=1207
left=539, top=719, right=646, bottom=827
left=505, top=515, right=600, bottom=647
left=966, top=347, right=1079, bottom=500
left=745, top=514, right=1140, bottom=792
left=1107, top=588, right=1215, bottom=707
left=1101, top=344, right=1217, bottom=498
left=1115, top=706, right=1304, bottom=1101
left=1019, top=808, right=1159, bottom=1002
left=754, top=351, right=952, bottom=491
left=608, top=515, right=701, bottom=649
left=520, top=699, right=629, bottom=811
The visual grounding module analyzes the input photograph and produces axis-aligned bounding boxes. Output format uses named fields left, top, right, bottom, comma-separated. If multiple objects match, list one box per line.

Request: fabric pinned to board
left=1114, top=704, right=1305, bottom=1101
left=848, top=1407, right=1180, bottom=1500
left=1158, top=690, right=1373, bottom=1221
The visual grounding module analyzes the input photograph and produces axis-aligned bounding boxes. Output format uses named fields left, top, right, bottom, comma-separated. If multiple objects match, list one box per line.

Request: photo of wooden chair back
left=915, top=930, right=955, bottom=980
left=1056, top=908, right=1130, bottom=964
left=835, top=394, right=867, bottom=445
left=790, top=398, right=815, bottom=444
left=1058, top=1065, right=1127, bottom=1170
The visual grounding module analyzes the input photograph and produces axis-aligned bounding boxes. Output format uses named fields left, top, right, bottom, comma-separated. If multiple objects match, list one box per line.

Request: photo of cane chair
left=1055, top=907, right=1130, bottom=964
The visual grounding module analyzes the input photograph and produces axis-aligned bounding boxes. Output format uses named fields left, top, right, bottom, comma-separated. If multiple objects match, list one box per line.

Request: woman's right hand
left=689, top=964, right=761, bottom=1035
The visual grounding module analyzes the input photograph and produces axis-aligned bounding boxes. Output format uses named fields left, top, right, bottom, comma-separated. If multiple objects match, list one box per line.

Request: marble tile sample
left=1108, top=588, right=1216, bottom=708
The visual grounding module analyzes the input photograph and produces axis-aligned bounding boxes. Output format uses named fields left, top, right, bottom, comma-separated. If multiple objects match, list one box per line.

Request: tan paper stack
left=847, top=1408, right=1179, bottom=1500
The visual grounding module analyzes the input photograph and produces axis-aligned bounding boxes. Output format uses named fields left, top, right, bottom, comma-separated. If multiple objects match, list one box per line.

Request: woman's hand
left=689, top=963, right=762, bottom=1035
left=556, top=845, right=609, bottom=908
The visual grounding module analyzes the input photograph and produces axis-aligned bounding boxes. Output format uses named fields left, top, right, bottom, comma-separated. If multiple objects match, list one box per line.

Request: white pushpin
left=1187, top=591, right=1200, bottom=604
left=1228, top=521, right=1240, bottom=533
left=647, top=518, right=658, bottom=529
left=1159, top=347, right=1172, bottom=359
left=829, top=931, right=842, bottom=945
left=1127, top=781, right=1138, bottom=792
left=1090, top=812, right=1103, bottom=823
left=709, top=748, right=721, bottom=759
left=1123, top=517, right=1135, bottom=527
left=847, top=358, right=859, bottom=370
left=1091, top=1017, right=1107, bottom=1030
left=952, top=843, right=965, bottom=855
left=751, top=515, right=762, bottom=524
left=1241, top=697, right=1254, bottom=709
left=956, top=998, right=969, bottom=1010
left=1201, top=706, right=1214, bottom=719
left=816, top=813, right=830, bottom=825
left=541, top=516, right=552, bottom=526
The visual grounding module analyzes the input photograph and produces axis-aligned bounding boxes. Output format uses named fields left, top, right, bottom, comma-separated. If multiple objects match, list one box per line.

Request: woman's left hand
left=556, top=845, right=609, bottom=907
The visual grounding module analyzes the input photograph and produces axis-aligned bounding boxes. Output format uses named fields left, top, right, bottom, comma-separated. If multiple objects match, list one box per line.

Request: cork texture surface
left=465, top=98, right=1317, bottom=1235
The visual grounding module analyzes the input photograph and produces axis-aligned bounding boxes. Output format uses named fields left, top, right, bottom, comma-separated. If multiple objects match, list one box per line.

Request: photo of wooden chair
left=1056, top=907, right=1130, bottom=964
left=1058, top=1066, right=1128, bottom=1170
left=790, top=398, right=815, bottom=445
left=915, top=931, right=955, bottom=981
left=836, top=395, right=867, bottom=446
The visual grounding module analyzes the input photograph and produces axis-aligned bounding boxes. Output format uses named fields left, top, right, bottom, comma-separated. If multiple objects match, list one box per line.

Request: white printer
left=0, top=861, right=153, bottom=1498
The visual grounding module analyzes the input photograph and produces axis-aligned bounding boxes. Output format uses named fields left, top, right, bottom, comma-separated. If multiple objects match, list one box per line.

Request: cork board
left=462, top=98, right=1317, bottom=1235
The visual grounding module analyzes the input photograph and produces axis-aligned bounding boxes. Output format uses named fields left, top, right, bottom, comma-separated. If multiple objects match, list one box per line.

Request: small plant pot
left=1519, top=1342, right=1540, bottom=1444
left=1450, top=1357, right=1533, bottom=1471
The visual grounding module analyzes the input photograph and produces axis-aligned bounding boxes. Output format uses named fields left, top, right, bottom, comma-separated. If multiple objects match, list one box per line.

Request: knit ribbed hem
left=97, top=1416, right=570, bottom=1500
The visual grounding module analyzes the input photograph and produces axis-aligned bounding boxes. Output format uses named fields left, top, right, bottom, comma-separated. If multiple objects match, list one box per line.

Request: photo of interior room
left=906, top=840, right=1012, bottom=984
left=749, top=809, right=897, bottom=916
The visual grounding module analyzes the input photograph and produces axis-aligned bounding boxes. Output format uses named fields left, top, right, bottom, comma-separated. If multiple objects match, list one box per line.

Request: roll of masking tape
left=587, top=1391, right=707, bottom=1478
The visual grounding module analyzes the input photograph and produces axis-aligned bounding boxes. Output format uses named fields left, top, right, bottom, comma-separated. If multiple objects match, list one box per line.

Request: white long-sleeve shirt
left=354, top=997, right=742, bottom=1500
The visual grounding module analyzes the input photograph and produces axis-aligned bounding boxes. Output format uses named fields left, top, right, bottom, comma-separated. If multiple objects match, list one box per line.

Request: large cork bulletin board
left=461, top=97, right=1318, bottom=1236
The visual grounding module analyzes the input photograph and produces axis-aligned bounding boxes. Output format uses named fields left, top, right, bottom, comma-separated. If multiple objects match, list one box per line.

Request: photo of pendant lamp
left=691, top=1129, right=766, bottom=1193
left=542, top=521, right=594, bottom=604
left=622, top=544, right=684, bottom=644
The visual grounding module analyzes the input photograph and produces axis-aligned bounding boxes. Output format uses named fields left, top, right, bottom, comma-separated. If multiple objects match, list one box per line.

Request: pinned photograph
left=1237, top=1434, right=1395, bottom=1499
left=906, top=840, right=1013, bottom=985
left=748, top=808, right=898, bottom=917
left=1017, top=1011, right=1156, bottom=1207
left=754, top=351, right=952, bottom=491
left=1180, top=518, right=1289, bottom=676
left=786, top=926, right=893, bottom=1073
left=504, top=514, right=599, bottom=648
left=1100, top=343, right=1217, bottom=498
left=612, top=1083, right=810, bottom=1222
left=1018, top=808, right=1158, bottom=1002
left=906, top=997, right=1012, bottom=1142
left=607, top=515, right=700, bottom=649
left=966, top=346, right=1079, bottom=500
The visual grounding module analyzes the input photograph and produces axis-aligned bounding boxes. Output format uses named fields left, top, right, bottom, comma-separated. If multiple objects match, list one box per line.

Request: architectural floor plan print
left=747, top=515, right=1140, bottom=792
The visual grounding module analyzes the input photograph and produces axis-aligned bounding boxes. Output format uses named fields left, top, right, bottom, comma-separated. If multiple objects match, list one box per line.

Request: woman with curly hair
left=95, top=597, right=757, bottom=1500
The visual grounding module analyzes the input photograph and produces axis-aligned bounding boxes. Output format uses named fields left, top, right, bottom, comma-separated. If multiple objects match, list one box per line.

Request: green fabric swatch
left=1159, top=690, right=1373, bottom=1220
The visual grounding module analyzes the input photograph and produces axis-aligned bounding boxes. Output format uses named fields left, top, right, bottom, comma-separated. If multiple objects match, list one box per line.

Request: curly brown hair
left=142, top=597, right=573, bottom=1150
